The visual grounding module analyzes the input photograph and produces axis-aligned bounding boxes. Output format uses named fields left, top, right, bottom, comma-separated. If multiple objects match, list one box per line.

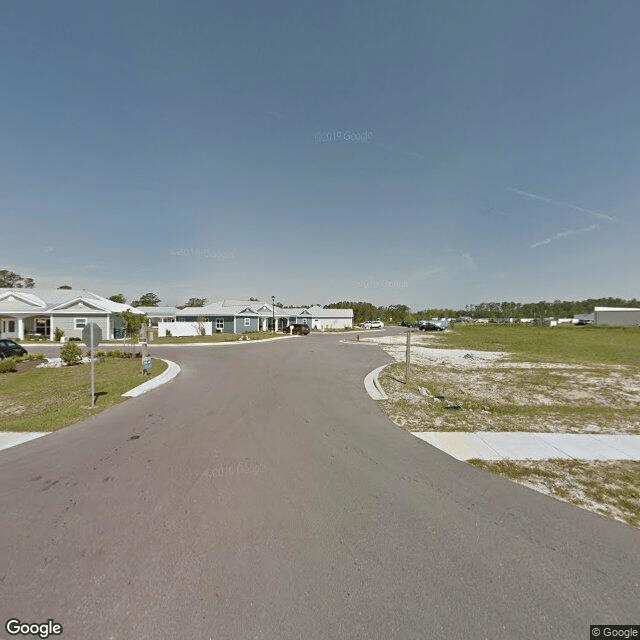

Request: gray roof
left=307, top=306, right=354, bottom=318
left=178, top=300, right=310, bottom=318
left=135, top=306, right=180, bottom=315
left=0, top=288, right=135, bottom=313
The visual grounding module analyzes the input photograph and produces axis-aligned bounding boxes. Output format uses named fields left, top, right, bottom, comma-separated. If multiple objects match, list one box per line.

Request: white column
left=106, top=314, right=111, bottom=340
left=49, top=315, right=54, bottom=341
left=17, top=317, right=24, bottom=340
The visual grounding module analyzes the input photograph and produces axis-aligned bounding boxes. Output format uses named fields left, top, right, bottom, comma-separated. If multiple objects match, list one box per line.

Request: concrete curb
left=147, top=336, right=295, bottom=347
left=364, top=365, right=389, bottom=400
left=0, top=431, right=49, bottom=453
left=122, top=359, right=181, bottom=398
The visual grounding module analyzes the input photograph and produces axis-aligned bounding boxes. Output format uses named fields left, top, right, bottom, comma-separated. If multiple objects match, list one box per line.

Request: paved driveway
left=0, top=332, right=638, bottom=639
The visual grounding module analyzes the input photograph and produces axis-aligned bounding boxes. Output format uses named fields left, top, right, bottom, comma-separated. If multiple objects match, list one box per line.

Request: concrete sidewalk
left=412, top=431, right=640, bottom=461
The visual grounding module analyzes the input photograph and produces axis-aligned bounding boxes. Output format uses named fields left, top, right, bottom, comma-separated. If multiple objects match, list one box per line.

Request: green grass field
left=0, top=358, right=168, bottom=432
left=440, top=323, right=640, bottom=368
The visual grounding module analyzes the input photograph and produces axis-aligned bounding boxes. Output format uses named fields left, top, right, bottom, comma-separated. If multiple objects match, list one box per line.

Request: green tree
left=0, top=270, right=35, bottom=288
left=118, top=310, right=146, bottom=356
left=108, top=294, right=126, bottom=304
left=132, top=292, right=160, bottom=307
left=185, top=297, right=207, bottom=307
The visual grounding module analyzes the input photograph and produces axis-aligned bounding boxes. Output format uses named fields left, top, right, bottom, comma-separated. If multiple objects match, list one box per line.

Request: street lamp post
left=271, top=295, right=275, bottom=333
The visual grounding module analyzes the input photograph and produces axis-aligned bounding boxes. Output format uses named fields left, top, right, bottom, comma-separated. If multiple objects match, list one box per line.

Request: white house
left=0, top=289, right=138, bottom=340
left=307, top=306, right=354, bottom=330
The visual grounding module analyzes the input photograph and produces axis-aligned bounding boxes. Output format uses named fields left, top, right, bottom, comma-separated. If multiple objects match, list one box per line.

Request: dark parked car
left=418, top=321, right=445, bottom=331
left=284, top=323, right=310, bottom=335
left=0, top=339, right=28, bottom=359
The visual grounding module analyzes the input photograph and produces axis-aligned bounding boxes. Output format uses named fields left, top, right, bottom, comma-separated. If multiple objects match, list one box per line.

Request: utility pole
left=271, top=295, right=275, bottom=333
left=405, top=328, right=411, bottom=384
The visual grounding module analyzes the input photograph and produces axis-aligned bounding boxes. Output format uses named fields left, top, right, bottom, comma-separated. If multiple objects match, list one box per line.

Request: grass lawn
left=0, top=358, right=168, bottom=433
left=469, top=459, right=640, bottom=529
left=375, top=325, right=640, bottom=527
left=441, top=323, right=640, bottom=367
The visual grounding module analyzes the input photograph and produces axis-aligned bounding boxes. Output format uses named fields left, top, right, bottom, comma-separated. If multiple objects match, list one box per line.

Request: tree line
left=324, top=298, right=640, bottom=324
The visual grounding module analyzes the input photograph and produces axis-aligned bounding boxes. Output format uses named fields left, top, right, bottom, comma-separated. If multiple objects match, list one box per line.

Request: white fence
left=158, top=321, right=212, bottom=337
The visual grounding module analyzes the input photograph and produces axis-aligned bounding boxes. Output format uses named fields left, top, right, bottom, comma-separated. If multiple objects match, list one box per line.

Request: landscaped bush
left=60, top=341, right=82, bottom=365
left=14, top=353, right=45, bottom=363
left=54, top=327, right=64, bottom=342
left=0, top=358, right=17, bottom=373
left=106, top=349, right=124, bottom=358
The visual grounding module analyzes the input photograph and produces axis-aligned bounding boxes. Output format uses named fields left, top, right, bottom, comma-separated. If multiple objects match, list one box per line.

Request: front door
left=0, top=318, right=17, bottom=338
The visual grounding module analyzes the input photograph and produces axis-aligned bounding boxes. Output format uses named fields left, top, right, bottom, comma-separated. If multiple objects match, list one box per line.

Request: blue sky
left=2, top=0, right=638, bottom=309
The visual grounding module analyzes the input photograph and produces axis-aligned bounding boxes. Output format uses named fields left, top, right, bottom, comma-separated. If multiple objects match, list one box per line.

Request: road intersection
left=0, top=330, right=638, bottom=639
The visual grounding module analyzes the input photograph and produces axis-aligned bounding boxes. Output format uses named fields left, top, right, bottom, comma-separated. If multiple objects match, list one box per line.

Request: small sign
left=82, top=323, right=102, bottom=348
left=142, top=356, right=152, bottom=371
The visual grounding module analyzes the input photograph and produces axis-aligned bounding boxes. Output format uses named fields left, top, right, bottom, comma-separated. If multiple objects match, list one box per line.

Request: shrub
left=54, top=327, right=64, bottom=342
left=165, top=329, right=172, bottom=337
left=106, top=349, right=126, bottom=358
left=0, top=358, right=17, bottom=373
left=60, top=341, right=82, bottom=365
left=14, top=353, right=44, bottom=363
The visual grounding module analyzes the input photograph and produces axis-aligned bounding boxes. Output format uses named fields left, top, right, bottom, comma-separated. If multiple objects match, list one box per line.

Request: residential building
left=174, top=300, right=353, bottom=334
left=0, top=289, right=138, bottom=340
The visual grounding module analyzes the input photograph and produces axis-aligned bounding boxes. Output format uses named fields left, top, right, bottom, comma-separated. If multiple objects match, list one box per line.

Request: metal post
left=405, top=329, right=411, bottom=384
left=90, top=323, right=95, bottom=407
left=271, top=295, right=275, bottom=334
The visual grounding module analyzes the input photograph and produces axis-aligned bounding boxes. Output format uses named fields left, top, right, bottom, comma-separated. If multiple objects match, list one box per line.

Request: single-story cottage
left=171, top=300, right=353, bottom=335
left=0, top=289, right=138, bottom=340
left=135, top=306, right=180, bottom=327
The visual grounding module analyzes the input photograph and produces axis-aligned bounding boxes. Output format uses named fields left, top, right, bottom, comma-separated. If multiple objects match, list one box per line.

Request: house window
left=244, top=318, right=251, bottom=327
left=302, top=319, right=307, bottom=324
left=216, top=318, right=224, bottom=330
left=75, top=318, right=87, bottom=329
left=8, top=320, right=15, bottom=332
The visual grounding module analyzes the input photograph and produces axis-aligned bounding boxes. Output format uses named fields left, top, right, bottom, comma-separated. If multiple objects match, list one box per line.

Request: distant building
left=135, top=306, right=179, bottom=327
left=175, top=300, right=353, bottom=334
left=573, top=313, right=595, bottom=325
left=593, top=307, right=640, bottom=327
left=307, top=306, right=354, bottom=330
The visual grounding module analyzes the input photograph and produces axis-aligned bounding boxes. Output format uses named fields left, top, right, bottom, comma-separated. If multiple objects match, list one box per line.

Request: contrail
left=531, top=224, right=599, bottom=248
left=508, top=187, right=616, bottom=221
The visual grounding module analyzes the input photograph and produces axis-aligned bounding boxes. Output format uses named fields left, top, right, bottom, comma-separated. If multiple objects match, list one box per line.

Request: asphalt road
left=1, top=331, right=638, bottom=639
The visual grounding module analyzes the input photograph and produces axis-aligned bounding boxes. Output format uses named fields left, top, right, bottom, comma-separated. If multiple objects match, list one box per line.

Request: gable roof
left=307, top=306, right=354, bottom=318
left=0, top=289, right=136, bottom=313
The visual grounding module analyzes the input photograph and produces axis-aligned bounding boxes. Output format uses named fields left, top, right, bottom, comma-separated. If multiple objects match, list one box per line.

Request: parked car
left=284, top=323, right=310, bottom=335
left=369, top=320, right=384, bottom=329
left=418, top=321, right=445, bottom=331
left=361, top=321, right=372, bottom=329
left=0, top=339, right=28, bottom=359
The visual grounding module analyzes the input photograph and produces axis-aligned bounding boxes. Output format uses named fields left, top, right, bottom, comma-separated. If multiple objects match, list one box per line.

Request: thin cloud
left=531, top=223, right=599, bottom=248
left=508, top=187, right=616, bottom=221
